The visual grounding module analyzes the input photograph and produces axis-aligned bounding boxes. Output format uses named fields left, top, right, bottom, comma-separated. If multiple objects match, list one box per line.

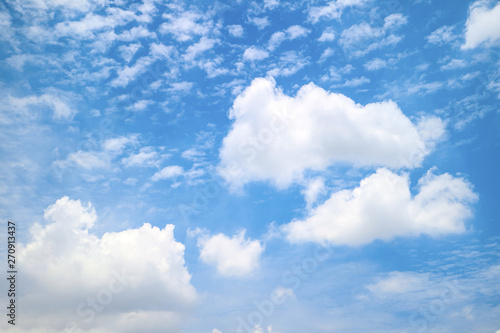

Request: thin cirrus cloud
left=18, top=196, right=197, bottom=333
left=1, top=93, right=77, bottom=122
left=282, top=168, right=478, bottom=246
left=339, top=13, right=408, bottom=57
left=218, top=77, right=445, bottom=190
left=60, top=135, right=139, bottom=170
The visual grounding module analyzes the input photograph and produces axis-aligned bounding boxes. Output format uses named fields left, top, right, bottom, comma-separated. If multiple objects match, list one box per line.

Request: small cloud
left=118, top=43, right=141, bottom=63
left=243, top=46, right=269, bottom=61
left=160, top=9, right=213, bottom=42
left=150, top=42, right=173, bottom=59
left=197, top=230, right=264, bottom=277
left=90, top=109, right=101, bottom=117
left=151, top=165, right=185, bottom=181
left=228, top=24, right=244, bottom=37
left=248, top=16, right=270, bottom=30
left=319, top=48, right=335, bottom=62
left=68, top=151, right=110, bottom=170
left=427, top=25, right=457, bottom=45
left=123, top=177, right=138, bottom=185
left=183, top=37, right=217, bottom=62
left=122, top=147, right=163, bottom=168
left=302, top=177, right=326, bottom=208
left=285, top=25, right=309, bottom=39
left=308, top=0, right=369, bottom=23
left=102, top=135, right=138, bottom=153
left=127, top=99, right=154, bottom=112
left=167, top=81, right=194, bottom=95
left=440, top=58, right=467, bottom=71
left=367, top=271, right=429, bottom=295
left=318, top=28, right=335, bottom=42
left=341, top=76, right=370, bottom=87
left=364, top=58, right=388, bottom=71
left=268, top=25, right=310, bottom=50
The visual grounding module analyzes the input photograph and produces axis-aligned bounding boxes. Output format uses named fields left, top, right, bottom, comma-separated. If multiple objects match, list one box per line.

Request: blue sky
left=0, top=0, right=499, bottom=332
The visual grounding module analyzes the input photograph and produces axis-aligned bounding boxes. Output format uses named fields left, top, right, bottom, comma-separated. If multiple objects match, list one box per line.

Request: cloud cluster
left=282, top=168, right=478, bottom=245
left=16, top=196, right=196, bottom=332
left=218, top=77, right=445, bottom=189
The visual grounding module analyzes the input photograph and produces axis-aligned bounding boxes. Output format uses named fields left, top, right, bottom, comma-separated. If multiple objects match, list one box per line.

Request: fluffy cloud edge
left=15, top=196, right=197, bottom=333
left=282, top=168, right=478, bottom=246
left=462, top=0, right=500, bottom=49
left=218, top=77, right=445, bottom=190
left=196, top=229, right=264, bottom=277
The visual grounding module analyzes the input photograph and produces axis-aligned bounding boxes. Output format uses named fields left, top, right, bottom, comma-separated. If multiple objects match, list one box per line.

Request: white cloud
left=339, top=14, right=407, bottom=57
left=319, top=48, right=335, bottom=62
left=124, top=177, right=138, bottom=185
left=462, top=0, right=500, bottom=49
left=383, top=13, right=408, bottom=30
left=302, top=177, right=326, bottom=208
left=243, top=46, right=270, bottom=61
left=127, top=99, right=154, bottom=111
left=228, top=24, right=244, bottom=37
left=55, top=9, right=137, bottom=40
left=340, top=76, right=370, bottom=87
left=218, top=78, right=445, bottom=189
left=183, top=36, right=217, bottom=62
left=150, top=42, right=173, bottom=59
left=68, top=150, right=110, bottom=169
left=308, top=0, right=369, bottom=23
left=268, top=31, right=286, bottom=51
left=366, top=271, right=429, bottom=295
left=102, top=135, right=138, bottom=153
left=111, top=56, right=155, bottom=88
left=285, top=25, right=309, bottom=39
left=266, top=51, right=309, bottom=77
left=119, top=43, right=141, bottom=63
left=160, top=10, right=212, bottom=42
left=197, top=230, right=264, bottom=277
left=151, top=165, right=185, bottom=181
left=282, top=168, right=478, bottom=246
left=121, top=147, right=163, bottom=168
left=17, top=196, right=196, bottom=332
left=116, top=26, right=156, bottom=42
left=248, top=16, right=270, bottom=30
left=427, top=25, right=457, bottom=45
left=441, top=58, right=468, bottom=71
left=264, top=0, right=280, bottom=10
left=318, top=28, right=336, bottom=42
left=364, top=58, right=388, bottom=70
left=62, top=135, right=138, bottom=170
left=268, top=25, right=310, bottom=50
left=168, top=81, right=194, bottom=93
left=3, top=93, right=77, bottom=122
